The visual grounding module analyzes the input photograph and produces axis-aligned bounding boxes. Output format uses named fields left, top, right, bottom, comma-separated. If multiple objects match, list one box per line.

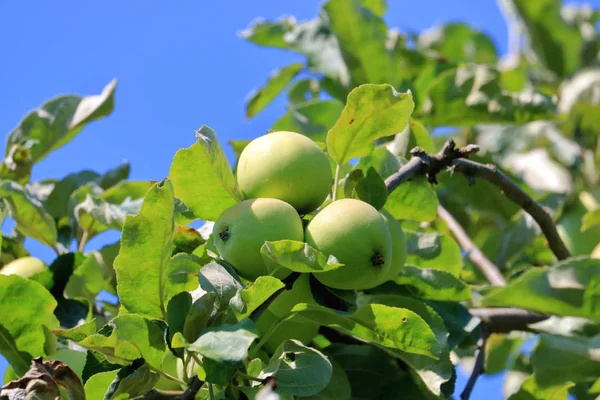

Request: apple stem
left=332, top=164, right=341, bottom=201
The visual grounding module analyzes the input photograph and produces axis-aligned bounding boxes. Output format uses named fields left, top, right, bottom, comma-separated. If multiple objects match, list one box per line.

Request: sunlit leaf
left=247, top=63, right=304, bottom=118
left=261, top=240, right=343, bottom=274
left=393, top=265, right=471, bottom=301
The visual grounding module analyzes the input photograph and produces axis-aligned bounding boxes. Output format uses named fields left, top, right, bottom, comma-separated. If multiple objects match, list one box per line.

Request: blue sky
left=1, top=0, right=597, bottom=397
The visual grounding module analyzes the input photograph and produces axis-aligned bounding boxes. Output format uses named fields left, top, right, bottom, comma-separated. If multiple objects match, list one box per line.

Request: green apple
left=255, top=274, right=319, bottom=353
left=557, top=193, right=600, bottom=257
left=213, top=198, right=304, bottom=280
left=49, top=348, right=87, bottom=378
left=0, top=256, right=46, bottom=279
left=156, top=351, right=183, bottom=391
left=591, top=243, right=600, bottom=259
left=236, top=130, right=333, bottom=214
left=305, top=199, right=393, bottom=290
left=380, top=209, right=407, bottom=281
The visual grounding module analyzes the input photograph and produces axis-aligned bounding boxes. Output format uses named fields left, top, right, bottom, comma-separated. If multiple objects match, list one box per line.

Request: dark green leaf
left=5, top=80, right=117, bottom=163
left=0, top=180, right=58, bottom=249
left=168, top=125, right=241, bottom=221
left=355, top=146, right=401, bottom=179
left=298, top=357, right=351, bottom=400
left=393, top=265, right=471, bottom=301
left=64, top=254, right=104, bottom=303
left=352, top=167, right=387, bottom=210
left=247, top=63, right=304, bottom=118
left=386, top=176, right=439, bottom=222
left=531, top=334, right=600, bottom=388
left=0, top=325, right=32, bottom=376
left=483, top=257, right=600, bottom=321
left=513, top=0, right=583, bottom=77
left=114, top=180, right=174, bottom=320
left=183, top=293, right=218, bottom=343
left=164, top=253, right=201, bottom=303
left=288, top=78, right=320, bottom=104
left=261, top=240, right=343, bottom=274
left=326, top=84, right=414, bottom=165
left=261, top=340, right=332, bottom=397
left=405, top=230, right=462, bottom=276
left=104, top=361, right=159, bottom=399
left=485, top=333, right=524, bottom=375
left=166, top=292, right=192, bottom=340
left=582, top=209, right=600, bottom=232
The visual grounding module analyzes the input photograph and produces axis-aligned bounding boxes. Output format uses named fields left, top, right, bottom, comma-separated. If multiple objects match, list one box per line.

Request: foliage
left=1, top=0, right=600, bottom=399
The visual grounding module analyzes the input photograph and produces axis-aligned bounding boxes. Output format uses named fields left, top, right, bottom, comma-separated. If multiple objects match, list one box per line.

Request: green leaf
left=53, top=319, right=98, bottom=343
left=0, top=180, right=58, bottom=249
left=421, top=65, right=555, bottom=126
left=508, top=374, right=574, bottom=400
left=261, top=240, right=343, bottom=274
left=387, top=119, right=435, bottom=158
left=240, top=17, right=296, bottom=49
left=64, top=254, right=104, bottom=304
left=418, top=23, right=497, bottom=63
left=354, top=146, right=401, bottom=179
left=229, top=276, right=285, bottom=321
left=393, top=265, right=471, bottom=301
left=324, top=0, right=400, bottom=87
left=0, top=143, right=33, bottom=184
left=483, top=257, right=600, bottom=321
left=198, top=260, right=243, bottom=314
left=164, top=253, right=201, bottom=303
left=352, top=167, right=387, bottom=210
left=298, top=357, right=351, bottom=400
left=288, top=78, right=320, bottom=104
left=77, top=314, right=165, bottom=369
left=326, top=84, right=414, bottom=165
left=287, top=302, right=441, bottom=358
left=114, top=180, right=175, bottom=320
left=404, top=231, right=462, bottom=276
left=82, top=350, right=120, bottom=384
left=360, top=0, right=386, bottom=16
left=531, top=334, right=600, bottom=388
left=386, top=176, right=439, bottom=222
left=166, top=292, right=192, bottom=342
left=172, top=226, right=205, bottom=255
left=0, top=276, right=59, bottom=373
left=168, top=125, right=240, bottom=221
left=247, top=63, right=304, bottom=118
left=512, top=0, right=583, bottom=78
left=273, top=100, right=344, bottom=143
left=186, top=319, right=258, bottom=364
left=84, top=370, right=119, bottom=400
left=5, top=80, right=117, bottom=163
left=104, top=361, right=160, bottom=399
left=582, top=208, right=600, bottom=232
left=183, top=293, right=218, bottom=343
left=260, top=340, right=333, bottom=397
left=485, top=333, right=524, bottom=375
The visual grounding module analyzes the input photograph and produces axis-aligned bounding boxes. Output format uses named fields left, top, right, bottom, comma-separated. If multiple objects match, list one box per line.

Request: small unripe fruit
left=0, top=256, right=46, bottom=279
left=305, top=199, right=392, bottom=290
left=255, top=274, right=319, bottom=353
left=213, top=198, right=304, bottom=280
left=380, top=209, right=407, bottom=281
left=236, top=131, right=333, bottom=214
left=156, top=351, right=182, bottom=391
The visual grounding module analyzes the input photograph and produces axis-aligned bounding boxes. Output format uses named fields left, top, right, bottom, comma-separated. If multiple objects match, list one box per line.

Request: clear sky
left=1, top=0, right=597, bottom=398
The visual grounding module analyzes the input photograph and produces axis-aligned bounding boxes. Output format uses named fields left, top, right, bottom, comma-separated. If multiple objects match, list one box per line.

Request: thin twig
left=460, top=328, right=488, bottom=400
left=437, top=205, right=507, bottom=287
left=469, top=308, right=548, bottom=333
left=384, top=140, right=571, bottom=261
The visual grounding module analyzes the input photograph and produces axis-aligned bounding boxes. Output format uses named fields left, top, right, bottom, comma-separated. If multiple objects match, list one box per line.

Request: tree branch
left=460, top=328, right=488, bottom=400
left=437, top=205, right=507, bottom=287
left=384, top=139, right=571, bottom=261
left=176, top=376, right=203, bottom=400
left=469, top=307, right=548, bottom=333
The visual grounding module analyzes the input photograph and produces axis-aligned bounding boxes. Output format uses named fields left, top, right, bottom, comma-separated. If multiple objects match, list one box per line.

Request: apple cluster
left=211, top=131, right=408, bottom=352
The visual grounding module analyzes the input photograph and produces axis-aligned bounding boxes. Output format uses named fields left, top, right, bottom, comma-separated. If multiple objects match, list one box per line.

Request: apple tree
left=1, top=0, right=600, bottom=399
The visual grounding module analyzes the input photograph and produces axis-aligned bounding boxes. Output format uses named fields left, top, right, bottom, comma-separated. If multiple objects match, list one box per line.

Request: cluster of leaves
left=0, top=0, right=599, bottom=399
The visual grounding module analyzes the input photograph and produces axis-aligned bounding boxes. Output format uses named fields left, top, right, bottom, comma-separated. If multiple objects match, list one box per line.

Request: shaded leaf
left=483, top=257, right=600, bottom=321
left=229, top=276, right=285, bottom=321
left=508, top=374, right=573, bottom=400
left=393, top=265, right=471, bottom=301
left=260, top=340, right=332, bottom=397
left=104, top=361, right=159, bottom=399
left=114, top=180, right=174, bottom=320
left=582, top=208, right=600, bottom=232
left=198, top=260, right=243, bottom=314
left=405, top=231, right=462, bottom=276
left=418, top=23, right=497, bottom=63
left=168, top=125, right=241, bottom=221
left=164, top=253, right=201, bottom=303
left=186, top=319, right=258, bottom=364
left=64, top=254, right=104, bottom=303
left=5, top=80, right=116, bottom=163
left=355, top=146, right=401, bottom=179
left=352, top=166, right=387, bottom=210
left=326, top=84, right=414, bottom=165
left=273, top=100, right=344, bottom=143
left=247, top=63, right=304, bottom=118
